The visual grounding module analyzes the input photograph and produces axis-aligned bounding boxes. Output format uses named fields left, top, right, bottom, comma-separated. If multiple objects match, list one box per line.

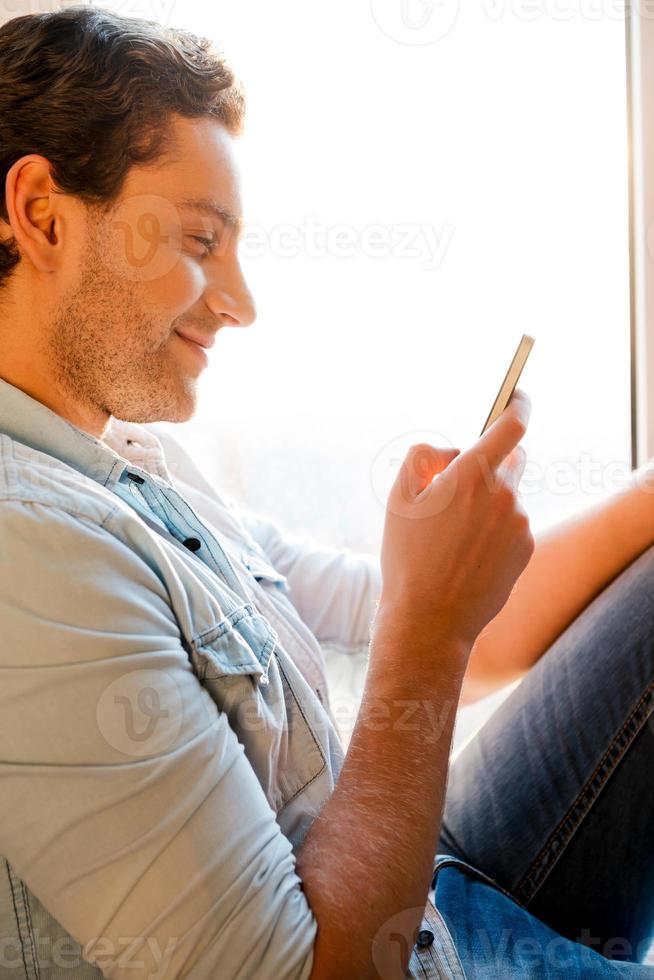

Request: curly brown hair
left=0, top=5, right=246, bottom=289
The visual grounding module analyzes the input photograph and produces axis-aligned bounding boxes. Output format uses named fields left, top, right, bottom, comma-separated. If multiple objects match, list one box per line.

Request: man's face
left=46, top=114, right=256, bottom=427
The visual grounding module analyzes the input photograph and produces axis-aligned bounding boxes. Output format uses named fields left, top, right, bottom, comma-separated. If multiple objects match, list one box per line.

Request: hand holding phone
left=376, top=354, right=535, bottom=653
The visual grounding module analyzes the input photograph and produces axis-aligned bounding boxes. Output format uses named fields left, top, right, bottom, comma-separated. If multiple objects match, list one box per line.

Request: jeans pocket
left=432, top=854, right=527, bottom=908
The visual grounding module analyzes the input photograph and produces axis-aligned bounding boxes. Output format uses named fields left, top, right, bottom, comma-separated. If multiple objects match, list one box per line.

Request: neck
left=0, top=364, right=110, bottom=440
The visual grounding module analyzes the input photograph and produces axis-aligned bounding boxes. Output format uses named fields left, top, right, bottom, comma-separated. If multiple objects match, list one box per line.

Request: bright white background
left=131, top=0, right=633, bottom=556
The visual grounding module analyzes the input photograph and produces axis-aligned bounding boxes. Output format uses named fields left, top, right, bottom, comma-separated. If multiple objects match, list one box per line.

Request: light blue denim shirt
left=0, top=378, right=464, bottom=979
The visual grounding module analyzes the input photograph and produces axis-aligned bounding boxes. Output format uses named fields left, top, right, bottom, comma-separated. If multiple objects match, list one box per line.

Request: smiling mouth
left=174, top=327, right=215, bottom=350
left=173, top=330, right=209, bottom=366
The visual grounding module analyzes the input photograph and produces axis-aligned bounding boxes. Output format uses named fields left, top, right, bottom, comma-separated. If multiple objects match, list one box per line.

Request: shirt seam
left=0, top=494, right=121, bottom=532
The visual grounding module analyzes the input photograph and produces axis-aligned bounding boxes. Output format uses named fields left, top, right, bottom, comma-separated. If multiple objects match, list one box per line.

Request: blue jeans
left=433, top=542, right=654, bottom=977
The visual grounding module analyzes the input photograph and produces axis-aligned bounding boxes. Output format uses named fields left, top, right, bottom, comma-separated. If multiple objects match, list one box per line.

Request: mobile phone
left=480, top=334, right=535, bottom=436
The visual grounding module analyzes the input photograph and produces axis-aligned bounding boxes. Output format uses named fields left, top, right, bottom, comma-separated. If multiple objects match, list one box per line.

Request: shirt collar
left=0, top=377, right=167, bottom=488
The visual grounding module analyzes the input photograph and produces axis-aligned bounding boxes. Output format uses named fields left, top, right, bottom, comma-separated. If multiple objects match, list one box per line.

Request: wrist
left=369, top=598, right=472, bottom=686
left=373, top=593, right=471, bottom=650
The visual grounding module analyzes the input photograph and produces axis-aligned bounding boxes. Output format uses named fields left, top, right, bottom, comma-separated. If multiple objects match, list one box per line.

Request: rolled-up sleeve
left=237, top=508, right=382, bottom=651
left=0, top=501, right=316, bottom=980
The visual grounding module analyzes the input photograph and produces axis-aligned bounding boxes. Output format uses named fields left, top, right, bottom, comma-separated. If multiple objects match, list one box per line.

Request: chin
left=110, top=387, right=197, bottom=426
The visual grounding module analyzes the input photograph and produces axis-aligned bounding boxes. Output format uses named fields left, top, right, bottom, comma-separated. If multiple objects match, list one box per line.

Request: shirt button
left=183, top=537, right=202, bottom=552
left=416, top=929, right=434, bottom=948
left=127, top=472, right=145, bottom=484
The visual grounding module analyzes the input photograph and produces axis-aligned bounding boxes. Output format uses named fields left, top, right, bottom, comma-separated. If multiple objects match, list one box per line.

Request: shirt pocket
left=191, top=601, right=277, bottom=683
left=188, top=604, right=326, bottom=813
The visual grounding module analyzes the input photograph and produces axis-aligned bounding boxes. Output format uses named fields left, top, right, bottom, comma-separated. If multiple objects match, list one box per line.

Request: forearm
left=461, top=463, right=654, bottom=703
left=298, top=609, right=469, bottom=980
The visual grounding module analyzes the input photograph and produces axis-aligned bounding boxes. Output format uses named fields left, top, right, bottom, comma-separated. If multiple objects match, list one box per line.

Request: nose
left=204, top=254, right=257, bottom=329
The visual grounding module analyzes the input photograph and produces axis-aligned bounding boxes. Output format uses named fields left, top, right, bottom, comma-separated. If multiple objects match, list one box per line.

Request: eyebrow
left=176, top=197, right=243, bottom=233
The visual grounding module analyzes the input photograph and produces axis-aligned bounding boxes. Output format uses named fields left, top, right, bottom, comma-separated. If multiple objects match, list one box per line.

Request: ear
left=4, top=155, right=64, bottom=274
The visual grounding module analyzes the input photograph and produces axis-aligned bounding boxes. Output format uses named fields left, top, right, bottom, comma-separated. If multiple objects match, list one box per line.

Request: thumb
left=394, top=444, right=460, bottom=504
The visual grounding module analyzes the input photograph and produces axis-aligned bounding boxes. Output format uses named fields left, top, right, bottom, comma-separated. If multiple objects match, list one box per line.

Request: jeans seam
left=514, top=678, right=654, bottom=905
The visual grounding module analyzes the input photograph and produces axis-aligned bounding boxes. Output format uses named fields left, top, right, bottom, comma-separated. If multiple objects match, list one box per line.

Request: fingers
left=388, top=387, right=531, bottom=511
left=497, top=443, right=527, bottom=492
left=393, top=444, right=460, bottom=503
left=458, top=388, right=531, bottom=476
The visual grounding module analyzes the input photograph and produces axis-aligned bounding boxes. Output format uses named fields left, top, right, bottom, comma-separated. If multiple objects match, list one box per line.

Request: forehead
left=122, top=114, right=243, bottom=223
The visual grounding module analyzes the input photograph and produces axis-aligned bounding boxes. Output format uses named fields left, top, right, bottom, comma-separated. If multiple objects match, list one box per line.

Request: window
left=150, top=0, right=631, bottom=554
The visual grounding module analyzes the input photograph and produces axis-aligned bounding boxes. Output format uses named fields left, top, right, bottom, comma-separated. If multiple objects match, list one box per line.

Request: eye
left=188, top=234, right=219, bottom=257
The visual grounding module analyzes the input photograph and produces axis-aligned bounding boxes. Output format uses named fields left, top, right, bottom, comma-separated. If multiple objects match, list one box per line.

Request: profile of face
left=4, top=113, right=257, bottom=434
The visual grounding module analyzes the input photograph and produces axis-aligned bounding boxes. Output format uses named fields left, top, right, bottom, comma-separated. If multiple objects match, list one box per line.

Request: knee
left=590, top=542, right=654, bottom=635
left=613, top=543, right=654, bottom=595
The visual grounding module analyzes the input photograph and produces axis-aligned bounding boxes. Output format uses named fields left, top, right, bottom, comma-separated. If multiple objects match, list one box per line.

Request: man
left=0, top=6, right=652, bottom=978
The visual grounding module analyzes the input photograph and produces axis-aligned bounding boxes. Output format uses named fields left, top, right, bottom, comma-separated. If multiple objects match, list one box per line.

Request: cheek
left=142, top=256, right=206, bottom=314
left=104, top=201, right=205, bottom=310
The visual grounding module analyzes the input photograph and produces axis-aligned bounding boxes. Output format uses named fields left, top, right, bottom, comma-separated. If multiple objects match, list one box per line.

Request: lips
left=174, top=329, right=215, bottom=350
